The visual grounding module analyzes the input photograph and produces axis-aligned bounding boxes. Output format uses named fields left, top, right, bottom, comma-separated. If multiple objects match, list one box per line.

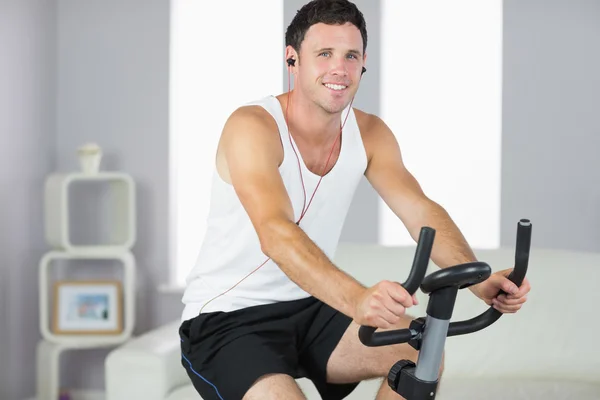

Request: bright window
left=169, top=0, right=503, bottom=287
left=378, top=0, right=503, bottom=248
left=169, top=0, right=284, bottom=286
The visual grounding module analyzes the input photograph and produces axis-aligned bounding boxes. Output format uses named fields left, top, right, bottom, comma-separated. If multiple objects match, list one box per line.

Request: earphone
left=198, top=56, right=364, bottom=314
left=286, top=58, right=366, bottom=75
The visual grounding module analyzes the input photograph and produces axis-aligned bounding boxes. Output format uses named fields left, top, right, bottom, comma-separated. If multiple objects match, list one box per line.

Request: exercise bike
left=359, top=219, right=532, bottom=399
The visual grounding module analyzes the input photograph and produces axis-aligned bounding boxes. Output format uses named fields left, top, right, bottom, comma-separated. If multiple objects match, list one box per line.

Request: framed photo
left=53, top=280, right=122, bottom=335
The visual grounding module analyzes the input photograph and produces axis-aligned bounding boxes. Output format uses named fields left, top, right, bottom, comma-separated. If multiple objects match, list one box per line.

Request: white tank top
left=181, top=95, right=368, bottom=322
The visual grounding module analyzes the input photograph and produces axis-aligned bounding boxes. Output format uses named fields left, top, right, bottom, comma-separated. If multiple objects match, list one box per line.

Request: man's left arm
left=361, top=114, right=530, bottom=313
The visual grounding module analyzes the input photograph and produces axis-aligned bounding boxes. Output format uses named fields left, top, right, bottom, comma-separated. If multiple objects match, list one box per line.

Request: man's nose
left=329, top=56, right=349, bottom=76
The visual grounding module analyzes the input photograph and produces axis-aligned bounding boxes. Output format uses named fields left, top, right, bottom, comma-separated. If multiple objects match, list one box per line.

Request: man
left=179, top=1, right=531, bottom=399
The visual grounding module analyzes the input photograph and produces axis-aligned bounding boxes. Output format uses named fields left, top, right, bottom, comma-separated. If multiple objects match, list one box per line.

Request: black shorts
left=179, top=296, right=359, bottom=400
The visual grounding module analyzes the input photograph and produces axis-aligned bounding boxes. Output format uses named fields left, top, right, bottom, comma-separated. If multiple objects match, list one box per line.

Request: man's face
left=293, top=22, right=366, bottom=115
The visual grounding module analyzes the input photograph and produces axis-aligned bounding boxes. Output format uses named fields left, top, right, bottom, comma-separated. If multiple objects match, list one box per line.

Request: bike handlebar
left=358, top=226, right=435, bottom=346
left=358, top=219, right=532, bottom=346
left=447, top=218, right=531, bottom=336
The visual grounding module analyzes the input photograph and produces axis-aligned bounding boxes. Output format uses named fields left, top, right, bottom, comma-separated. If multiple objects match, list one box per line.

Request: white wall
left=0, top=0, right=57, bottom=399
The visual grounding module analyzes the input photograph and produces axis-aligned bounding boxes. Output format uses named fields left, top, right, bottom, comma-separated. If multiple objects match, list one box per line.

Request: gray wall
left=501, top=0, right=600, bottom=251
left=1, top=0, right=171, bottom=398
left=53, top=0, right=172, bottom=394
left=0, top=0, right=57, bottom=399
left=55, top=0, right=171, bottom=325
left=2, top=0, right=599, bottom=398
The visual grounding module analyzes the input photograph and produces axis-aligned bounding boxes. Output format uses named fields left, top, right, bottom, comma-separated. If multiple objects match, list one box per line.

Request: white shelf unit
left=44, top=172, right=136, bottom=253
left=36, top=341, right=114, bottom=400
left=36, top=171, right=136, bottom=400
left=38, top=250, right=136, bottom=345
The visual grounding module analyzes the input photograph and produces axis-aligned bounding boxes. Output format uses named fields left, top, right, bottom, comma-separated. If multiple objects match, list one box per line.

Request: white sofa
left=105, top=243, right=600, bottom=399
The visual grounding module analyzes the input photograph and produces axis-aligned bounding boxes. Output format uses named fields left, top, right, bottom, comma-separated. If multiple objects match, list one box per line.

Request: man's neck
left=280, top=91, right=342, bottom=145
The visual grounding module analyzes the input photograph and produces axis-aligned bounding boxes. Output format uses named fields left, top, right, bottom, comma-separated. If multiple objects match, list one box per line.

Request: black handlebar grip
left=403, top=227, right=436, bottom=294
left=508, top=219, right=531, bottom=287
left=447, top=219, right=532, bottom=337
left=359, top=227, right=436, bottom=346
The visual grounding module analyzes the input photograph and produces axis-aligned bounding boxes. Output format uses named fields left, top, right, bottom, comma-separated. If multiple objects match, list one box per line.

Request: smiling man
left=178, top=1, right=531, bottom=399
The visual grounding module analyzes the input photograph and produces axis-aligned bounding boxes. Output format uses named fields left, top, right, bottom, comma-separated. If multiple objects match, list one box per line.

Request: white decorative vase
left=77, top=143, right=102, bottom=174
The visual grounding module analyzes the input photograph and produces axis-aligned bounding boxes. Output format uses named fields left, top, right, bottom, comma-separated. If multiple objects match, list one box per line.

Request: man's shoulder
left=352, top=108, right=388, bottom=137
left=216, top=100, right=284, bottom=177
left=351, top=108, right=399, bottom=164
left=224, top=103, right=279, bottom=137
left=229, top=103, right=274, bottom=124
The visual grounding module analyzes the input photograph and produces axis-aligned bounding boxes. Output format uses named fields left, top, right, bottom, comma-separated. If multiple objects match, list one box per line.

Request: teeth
left=324, top=83, right=347, bottom=91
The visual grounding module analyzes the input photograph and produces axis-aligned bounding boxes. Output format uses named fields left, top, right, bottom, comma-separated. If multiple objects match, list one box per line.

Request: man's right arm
left=219, top=106, right=413, bottom=327
left=218, top=106, right=364, bottom=318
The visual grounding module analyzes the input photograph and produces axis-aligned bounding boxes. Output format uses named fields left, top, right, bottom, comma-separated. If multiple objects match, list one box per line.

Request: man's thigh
left=244, top=373, right=306, bottom=400
left=325, top=317, right=420, bottom=384
left=181, top=330, right=300, bottom=400
left=180, top=298, right=318, bottom=399
left=295, top=300, right=362, bottom=399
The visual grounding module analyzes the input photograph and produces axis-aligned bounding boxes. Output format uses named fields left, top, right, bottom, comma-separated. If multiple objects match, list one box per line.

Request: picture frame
left=52, top=280, right=122, bottom=335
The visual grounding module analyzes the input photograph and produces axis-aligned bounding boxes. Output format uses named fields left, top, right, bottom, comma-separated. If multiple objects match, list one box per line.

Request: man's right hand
left=354, top=281, right=418, bottom=329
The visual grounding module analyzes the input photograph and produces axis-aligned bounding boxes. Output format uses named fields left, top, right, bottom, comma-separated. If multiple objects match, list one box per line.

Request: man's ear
left=285, top=45, right=298, bottom=69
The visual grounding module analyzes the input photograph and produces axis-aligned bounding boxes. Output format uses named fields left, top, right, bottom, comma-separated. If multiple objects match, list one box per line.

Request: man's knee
left=243, top=373, right=306, bottom=400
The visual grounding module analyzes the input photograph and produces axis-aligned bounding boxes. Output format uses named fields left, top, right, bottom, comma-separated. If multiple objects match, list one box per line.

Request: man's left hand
left=471, top=268, right=531, bottom=313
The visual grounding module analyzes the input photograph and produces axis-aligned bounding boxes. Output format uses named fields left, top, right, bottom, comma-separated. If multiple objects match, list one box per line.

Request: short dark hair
left=285, top=0, right=368, bottom=55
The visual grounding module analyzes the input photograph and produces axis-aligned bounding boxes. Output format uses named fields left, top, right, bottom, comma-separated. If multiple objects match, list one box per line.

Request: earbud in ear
left=287, top=58, right=296, bottom=67
left=361, top=67, right=367, bottom=75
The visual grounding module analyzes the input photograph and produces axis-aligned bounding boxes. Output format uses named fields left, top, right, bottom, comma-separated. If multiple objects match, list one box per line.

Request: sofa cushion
left=165, top=378, right=600, bottom=400
left=165, top=384, right=200, bottom=400
left=438, top=378, right=600, bottom=399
